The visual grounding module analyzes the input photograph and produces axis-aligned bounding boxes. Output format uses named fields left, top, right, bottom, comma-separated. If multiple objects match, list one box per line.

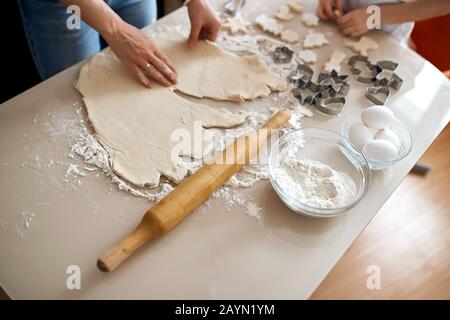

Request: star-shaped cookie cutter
left=317, top=70, right=350, bottom=96
left=290, top=65, right=349, bottom=115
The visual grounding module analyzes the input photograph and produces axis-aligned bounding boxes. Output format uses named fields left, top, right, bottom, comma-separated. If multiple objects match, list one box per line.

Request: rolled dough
left=280, top=30, right=300, bottom=44
left=153, top=29, right=286, bottom=102
left=297, top=49, right=317, bottom=64
left=303, top=31, right=329, bottom=48
left=302, top=13, right=319, bottom=27
left=345, top=36, right=378, bottom=56
left=323, top=50, right=346, bottom=73
left=275, top=5, right=294, bottom=21
left=255, top=14, right=284, bottom=37
left=287, top=0, right=304, bottom=14
left=222, top=16, right=250, bottom=35
left=76, top=28, right=285, bottom=188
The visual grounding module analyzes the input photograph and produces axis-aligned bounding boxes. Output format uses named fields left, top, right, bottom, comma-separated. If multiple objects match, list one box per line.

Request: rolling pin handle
left=97, top=217, right=163, bottom=272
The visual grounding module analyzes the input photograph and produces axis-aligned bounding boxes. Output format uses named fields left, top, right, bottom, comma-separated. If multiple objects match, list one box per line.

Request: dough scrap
left=323, top=50, right=346, bottom=73
left=303, top=31, right=329, bottom=48
left=76, top=29, right=286, bottom=187
left=287, top=0, right=304, bottom=14
left=280, top=29, right=300, bottom=44
left=275, top=5, right=294, bottom=21
left=153, top=28, right=286, bottom=102
left=255, top=14, right=284, bottom=36
left=223, top=16, right=250, bottom=35
left=345, top=36, right=378, bottom=56
left=297, top=49, right=317, bottom=64
left=302, top=13, right=319, bottom=27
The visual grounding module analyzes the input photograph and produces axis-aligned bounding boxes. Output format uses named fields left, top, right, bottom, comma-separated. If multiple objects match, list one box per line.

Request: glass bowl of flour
left=269, top=128, right=371, bottom=217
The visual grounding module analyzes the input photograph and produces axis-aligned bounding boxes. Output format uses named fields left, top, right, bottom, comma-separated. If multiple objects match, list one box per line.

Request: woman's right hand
left=104, top=21, right=178, bottom=88
left=317, top=0, right=344, bottom=20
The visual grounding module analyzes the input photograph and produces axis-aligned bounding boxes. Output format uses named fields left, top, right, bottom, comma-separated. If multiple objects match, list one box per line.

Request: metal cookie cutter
left=292, top=80, right=324, bottom=105
left=292, top=84, right=318, bottom=105
left=365, top=86, right=390, bottom=105
left=329, top=69, right=350, bottom=83
left=348, top=55, right=379, bottom=84
left=374, top=60, right=403, bottom=90
left=273, top=46, right=294, bottom=64
left=318, top=71, right=350, bottom=96
left=377, top=60, right=399, bottom=71
left=288, top=63, right=314, bottom=84
left=224, top=0, right=246, bottom=16
left=314, top=97, right=346, bottom=115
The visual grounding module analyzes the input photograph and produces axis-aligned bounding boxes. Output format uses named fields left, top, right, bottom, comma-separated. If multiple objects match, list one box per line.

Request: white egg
left=363, top=140, right=397, bottom=161
left=375, top=128, right=401, bottom=148
left=361, top=106, right=394, bottom=129
left=348, top=122, right=373, bottom=150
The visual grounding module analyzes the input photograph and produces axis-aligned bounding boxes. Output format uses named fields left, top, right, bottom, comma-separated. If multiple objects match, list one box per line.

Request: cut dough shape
left=297, top=49, right=317, bottom=64
left=345, top=36, right=378, bottom=56
left=275, top=4, right=294, bottom=21
left=287, top=0, right=304, bottom=14
left=303, top=31, right=329, bottom=48
left=255, top=14, right=284, bottom=36
left=223, top=16, right=250, bottom=35
left=153, top=28, right=286, bottom=102
left=76, top=28, right=286, bottom=187
left=323, top=50, right=346, bottom=73
left=280, top=29, right=300, bottom=44
left=302, top=13, right=319, bottom=27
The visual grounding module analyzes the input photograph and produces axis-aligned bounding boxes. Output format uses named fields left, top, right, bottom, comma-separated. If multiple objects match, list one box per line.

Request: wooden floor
left=311, top=124, right=450, bottom=300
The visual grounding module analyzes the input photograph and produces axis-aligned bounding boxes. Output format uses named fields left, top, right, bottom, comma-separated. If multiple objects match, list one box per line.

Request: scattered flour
left=69, top=128, right=174, bottom=203
left=16, top=209, right=35, bottom=238
left=27, top=32, right=310, bottom=220
left=273, top=141, right=356, bottom=209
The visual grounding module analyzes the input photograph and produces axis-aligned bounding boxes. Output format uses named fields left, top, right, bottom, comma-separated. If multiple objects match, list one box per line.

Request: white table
left=1, top=0, right=449, bottom=299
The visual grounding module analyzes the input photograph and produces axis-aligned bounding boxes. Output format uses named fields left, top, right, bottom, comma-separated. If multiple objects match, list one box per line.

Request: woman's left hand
left=187, top=0, right=221, bottom=47
left=337, top=7, right=370, bottom=38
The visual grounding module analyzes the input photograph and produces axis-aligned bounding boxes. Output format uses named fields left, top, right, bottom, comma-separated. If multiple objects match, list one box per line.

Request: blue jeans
left=17, top=0, right=157, bottom=80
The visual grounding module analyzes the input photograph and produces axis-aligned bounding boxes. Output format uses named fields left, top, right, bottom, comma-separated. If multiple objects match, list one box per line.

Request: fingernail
left=165, top=68, right=176, bottom=83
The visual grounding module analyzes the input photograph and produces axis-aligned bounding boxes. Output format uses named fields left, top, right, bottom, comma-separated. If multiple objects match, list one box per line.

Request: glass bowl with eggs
left=341, top=106, right=413, bottom=170
left=268, top=128, right=371, bottom=218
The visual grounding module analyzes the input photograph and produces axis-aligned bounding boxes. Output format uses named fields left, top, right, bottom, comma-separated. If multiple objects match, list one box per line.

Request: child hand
left=337, top=7, right=370, bottom=37
left=317, top=0, right=344, bottom=20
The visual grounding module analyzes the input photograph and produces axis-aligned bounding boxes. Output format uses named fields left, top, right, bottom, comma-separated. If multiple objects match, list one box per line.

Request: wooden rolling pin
left=97, top=109, right=291, bottom=272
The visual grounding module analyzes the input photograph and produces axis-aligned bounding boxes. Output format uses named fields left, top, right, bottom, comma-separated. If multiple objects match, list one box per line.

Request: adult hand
left=337, top=7, right=370, bottom=38
left=317, top=0, right=344, bottom=20
left=187, top=0, right=221, bottom=47
left=105, top=21, right=178, bottom=88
